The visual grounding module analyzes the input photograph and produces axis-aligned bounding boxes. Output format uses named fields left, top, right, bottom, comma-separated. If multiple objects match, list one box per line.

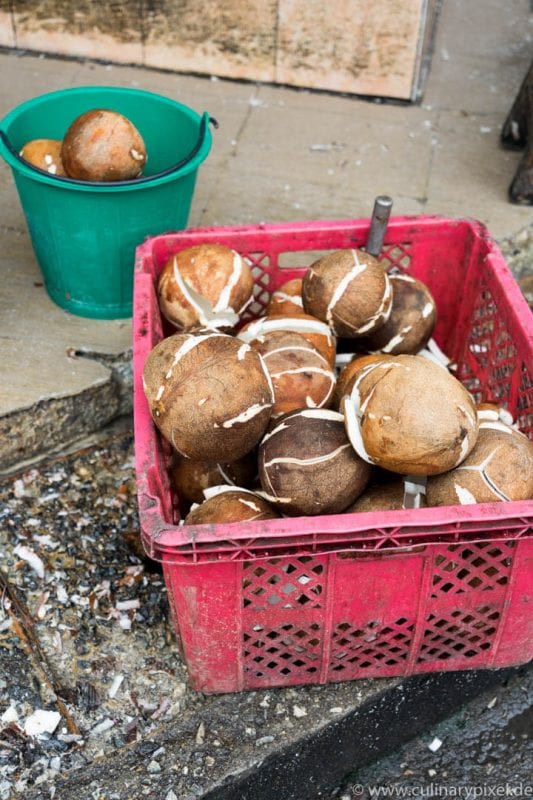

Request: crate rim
left=134, top=213, right=487, bottom=267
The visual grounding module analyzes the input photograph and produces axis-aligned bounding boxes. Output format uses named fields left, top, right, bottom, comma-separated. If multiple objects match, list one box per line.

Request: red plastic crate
left=133, top=215, right=533, bottom=694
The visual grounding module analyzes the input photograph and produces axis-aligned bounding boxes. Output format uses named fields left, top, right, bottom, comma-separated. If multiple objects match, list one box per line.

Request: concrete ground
left=0, top=0, right=532, bottom=471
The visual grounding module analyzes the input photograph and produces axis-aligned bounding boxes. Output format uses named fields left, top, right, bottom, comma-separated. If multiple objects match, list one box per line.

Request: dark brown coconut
left=238, top=312, right=336, bottom=367
left=20, top=139, right=65, bottom=176
left=170, top=451, right=257, bottom=504
left=426, top=421, right=533, bottom=506
left=61, top=109, right=146, bottom=181
left=143, top=332, right=274, bottom=461
left=346, top=481, right=408, bottom=512
left=341, top=354, right=479, bottom=475
left=185, top=487, right=278, bottom=524
left=358, top=273, right=437, bottom=355
left=266, top=279, right=304, bottom=316
left=302, top=248, right=392, bottom=338
left=158, top=243, right=253, bottom=331
left=258, top=408, right=372, bottom=516
left=251, top=330, right=336, bottom=417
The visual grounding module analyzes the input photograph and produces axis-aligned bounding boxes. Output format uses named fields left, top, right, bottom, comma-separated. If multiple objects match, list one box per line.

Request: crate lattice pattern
left=456, top=283, right=532, bottom=429
left=380, top=243, right=412, bottom=271
left=430, top=541, right=515, bottom=597
left=242, top=556, right=324, bottom=610
left=243, top=622, right=322, bottom=680
left=241, top=542, right=513, bottom=685
left=416, top=605, right=501, bottom=663
left=517, top=362, right=533, bottom=438
left=328, top=617, right=415, bottom=677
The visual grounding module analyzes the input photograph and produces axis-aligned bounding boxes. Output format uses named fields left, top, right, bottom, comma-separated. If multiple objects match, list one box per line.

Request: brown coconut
left=158, top=244, right=253, bottom=331
left=19, top=139, right=65, bottom=176
left=142, top=332, right=274, bottom=461
left=251, top=330, right=336, bottom=417
left=302, top=249, right=392, bottom=338
left=170, top=451, right=257, bottom=504
left=238, top=313, right=336, bottom=367
left=185, top=486, right=278, bottom=524
left=346, top=481, right=408, bottom=513
left=341, top=354, right=479, bottom=475
left=358, top=273, right=437, bottom=355
left=332, top=353, right=390, bottom=409
left=426, top=421, right=533, bottom=506
left=258, top=408, right=372, bottom=516
left=266, top=279, right=304, bottom=316
left=61, top=109, right=146, bottom=181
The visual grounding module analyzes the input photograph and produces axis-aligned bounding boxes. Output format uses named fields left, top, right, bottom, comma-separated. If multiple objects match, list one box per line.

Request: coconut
left=358, top=273, right=437, bottom=355
left=258, top=408, right=372, bottom=516
left=251, top=330, right=336, bottom=417
left=61, top=109, right=146, bottom=181
left=341, top=354, right=479, bottom=475
left=158, top=243, right=253, bottom=331
left=19, top=139, right=65, bottom=176
left=185, top=486, right=278, bottom=524
left=332, top=354, right=389, bottom=409
left=266, top=279, right=304, bottom=316
left=142, top=332, right=274, bottom=461
left=346, top=481, right=407, bottom=512
left=238, top=312, right=336, bottom=367
left=170, top=451, right=257, bottom=504
left=302, top=248, right=392, bottom=338
left=426, top=422, right=533, bottom=505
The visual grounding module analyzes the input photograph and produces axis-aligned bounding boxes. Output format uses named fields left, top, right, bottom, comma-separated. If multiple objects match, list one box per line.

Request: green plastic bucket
left=0, top=86, right=212, bottom=319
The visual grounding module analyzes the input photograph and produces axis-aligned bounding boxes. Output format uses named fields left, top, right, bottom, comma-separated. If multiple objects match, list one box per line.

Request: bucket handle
left=0, top=112, right=217, bottom=186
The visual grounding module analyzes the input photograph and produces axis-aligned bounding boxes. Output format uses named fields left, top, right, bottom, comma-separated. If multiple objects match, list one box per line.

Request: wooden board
left=1, top=0, right=437, bottom=100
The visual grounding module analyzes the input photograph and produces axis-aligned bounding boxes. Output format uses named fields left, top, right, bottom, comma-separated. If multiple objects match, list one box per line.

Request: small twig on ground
left=0, top=568, right=80, bottom=735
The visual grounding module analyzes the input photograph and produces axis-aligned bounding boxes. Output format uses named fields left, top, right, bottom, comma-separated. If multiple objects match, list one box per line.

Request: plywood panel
left=143, top=0, right=278, bottom=82
left=0, top=8, right=16, bottom=48
left=12, top=0, right=143, bottom=63
left=7, top=0, right=433, bottom=100
left=276, top=0, right=426, bottom=100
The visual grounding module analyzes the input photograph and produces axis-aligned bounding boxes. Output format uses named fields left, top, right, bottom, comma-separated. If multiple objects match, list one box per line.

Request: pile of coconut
left=142, top=243, right=533, bottom=524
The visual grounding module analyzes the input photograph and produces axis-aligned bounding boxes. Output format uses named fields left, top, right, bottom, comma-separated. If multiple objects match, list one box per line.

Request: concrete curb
left=26, top=666, right=520, bottom=800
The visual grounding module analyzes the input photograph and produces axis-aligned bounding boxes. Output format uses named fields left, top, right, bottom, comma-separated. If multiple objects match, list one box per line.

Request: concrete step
left=23, top=666, right=522, bottom=800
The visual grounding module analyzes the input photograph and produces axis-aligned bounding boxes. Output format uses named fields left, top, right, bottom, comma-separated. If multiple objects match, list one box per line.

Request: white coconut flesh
left=218, top=403, right=274, bottom=428
left=349, top=276, right=393, bottom=336
left=212, top=251, right=244, bottom=312
left=203, top=484, right=261, bottom=500
left=477, top=408, right=514, bottom=426
left=238, top=316, right=334, bottom=346
left=172, top=258, right=239, bottom=328
left=262, top=443, right=352, bottom=469
left=271, top=291, right=303, bottom=307
left=325, top=250, right=368, bottom=328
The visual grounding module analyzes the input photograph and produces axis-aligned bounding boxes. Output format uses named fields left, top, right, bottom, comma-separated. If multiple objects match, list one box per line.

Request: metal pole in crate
left=366, top=195, right=393, bottom=257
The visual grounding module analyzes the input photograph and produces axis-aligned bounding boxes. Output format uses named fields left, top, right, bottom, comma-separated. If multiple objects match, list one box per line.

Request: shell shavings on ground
left=0, top=434, right=195, bottom=797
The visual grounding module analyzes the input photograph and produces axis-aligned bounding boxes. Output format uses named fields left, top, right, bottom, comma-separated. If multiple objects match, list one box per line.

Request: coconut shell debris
left=0, top=434, right=199, bottom=798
